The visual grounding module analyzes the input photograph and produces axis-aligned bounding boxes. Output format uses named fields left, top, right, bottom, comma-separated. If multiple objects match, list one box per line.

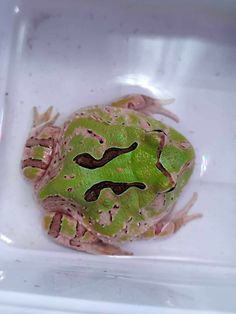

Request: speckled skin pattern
left=21, top=95, right=197, bottom=255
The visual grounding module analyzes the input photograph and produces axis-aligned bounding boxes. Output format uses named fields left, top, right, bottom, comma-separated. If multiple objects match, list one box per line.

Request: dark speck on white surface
left=27, top=37, right=34, bottom=50
left=32, top=13, right=51, bottom=30
left=89, top=13, right=94, bottom=20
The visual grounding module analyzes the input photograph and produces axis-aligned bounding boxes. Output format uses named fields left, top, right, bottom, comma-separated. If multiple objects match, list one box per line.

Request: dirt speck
left=27, top=37, right=34, bottom=50
left=89, top=13, right=94, bottom=20
left=32, top=13, right=51, bottom=30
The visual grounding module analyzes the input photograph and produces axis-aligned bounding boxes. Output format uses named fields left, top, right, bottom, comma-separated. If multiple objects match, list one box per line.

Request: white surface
left=0, top=0, right=236, bottom=313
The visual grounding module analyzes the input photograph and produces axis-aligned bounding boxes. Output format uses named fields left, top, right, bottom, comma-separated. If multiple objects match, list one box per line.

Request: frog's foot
left=33, top=106, right=60, bottom=130
left=150, top=193, right=202, bottom=238
left=44, top=212, right=132, bottom=256
left=112, top=94, right=179, bottom=122
left=156, top=192, right=202, bottom=237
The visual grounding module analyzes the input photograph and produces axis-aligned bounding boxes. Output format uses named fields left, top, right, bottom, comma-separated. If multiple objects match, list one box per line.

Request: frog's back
left=38, top=105, right=195, bottom=243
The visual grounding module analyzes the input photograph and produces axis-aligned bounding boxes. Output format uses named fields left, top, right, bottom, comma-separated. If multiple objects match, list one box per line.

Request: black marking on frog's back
left=85, top=181, right=146, bottom=202
left=73, top=142, right=138, bottom=169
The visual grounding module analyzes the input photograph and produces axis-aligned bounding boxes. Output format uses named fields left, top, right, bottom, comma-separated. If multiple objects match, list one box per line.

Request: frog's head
left=21, top=125, right=60, bottom=183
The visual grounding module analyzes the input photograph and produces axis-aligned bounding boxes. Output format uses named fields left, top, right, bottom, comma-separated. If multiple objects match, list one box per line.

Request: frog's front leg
left=32, top=106, right=59, bottom=133
left=22, top=107, right=61, bottom=182
left=111, top=95, right=179, bottom=122
left=141, top=193, right=202, bottom=239
left=44, top=212, right=132, bottom=255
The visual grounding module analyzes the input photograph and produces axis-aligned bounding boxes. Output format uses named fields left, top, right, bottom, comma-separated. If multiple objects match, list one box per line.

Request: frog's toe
left=85, top=240, right=133, bottom=256
left=156, top=192, right=202, bottom=237
left=33, top=106, right=59, bottom=128
left=112, top=94, right=178, bottom=122
left=140, top=192, right=202, bottom=239
left=140, top=95, right=179, bottom=122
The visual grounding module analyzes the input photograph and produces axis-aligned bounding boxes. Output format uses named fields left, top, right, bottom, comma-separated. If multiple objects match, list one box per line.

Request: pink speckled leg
left=44, top=212, right=132, bottom=255
left=22, top=107, right=61, bottom=182
left=112, top=94, right=179, bottom=122
left=141, top=193, right=202, bottom=239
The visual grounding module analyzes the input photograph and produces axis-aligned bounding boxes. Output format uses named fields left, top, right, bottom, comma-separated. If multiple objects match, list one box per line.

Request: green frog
left=21, top=95, right=201, bottom=255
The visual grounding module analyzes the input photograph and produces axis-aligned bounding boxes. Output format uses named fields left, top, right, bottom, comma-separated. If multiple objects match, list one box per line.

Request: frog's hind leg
left=141, top=193, right=202, bottom=239
left=111, top=94, right=179, bottom=122
left=44, top=212, right=132, bottom=255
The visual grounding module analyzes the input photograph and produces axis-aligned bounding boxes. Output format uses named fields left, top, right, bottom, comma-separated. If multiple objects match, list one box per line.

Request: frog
left=21, top=94, right=201, bottom=255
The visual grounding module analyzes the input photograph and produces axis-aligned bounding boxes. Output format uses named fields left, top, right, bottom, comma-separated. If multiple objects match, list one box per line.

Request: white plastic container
left=0, top=0, right=236, bottom=313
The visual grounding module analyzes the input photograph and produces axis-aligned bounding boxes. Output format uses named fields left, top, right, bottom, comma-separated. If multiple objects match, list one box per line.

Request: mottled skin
left=21, top=95, right=201, bottom=255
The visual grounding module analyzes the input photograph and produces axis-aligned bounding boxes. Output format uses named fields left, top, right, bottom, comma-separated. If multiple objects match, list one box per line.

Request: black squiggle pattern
left=73, top=142, right=138, bottom=169
left=85, top=181, right=146, bottom=202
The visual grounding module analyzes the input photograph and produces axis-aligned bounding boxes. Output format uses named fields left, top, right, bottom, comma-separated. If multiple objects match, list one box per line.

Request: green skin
left=37, top=105, right=195, bottom=242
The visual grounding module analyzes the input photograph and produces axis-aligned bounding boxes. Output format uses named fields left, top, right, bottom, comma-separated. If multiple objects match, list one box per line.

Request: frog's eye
left=73, top=142, right=138, bottom=169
